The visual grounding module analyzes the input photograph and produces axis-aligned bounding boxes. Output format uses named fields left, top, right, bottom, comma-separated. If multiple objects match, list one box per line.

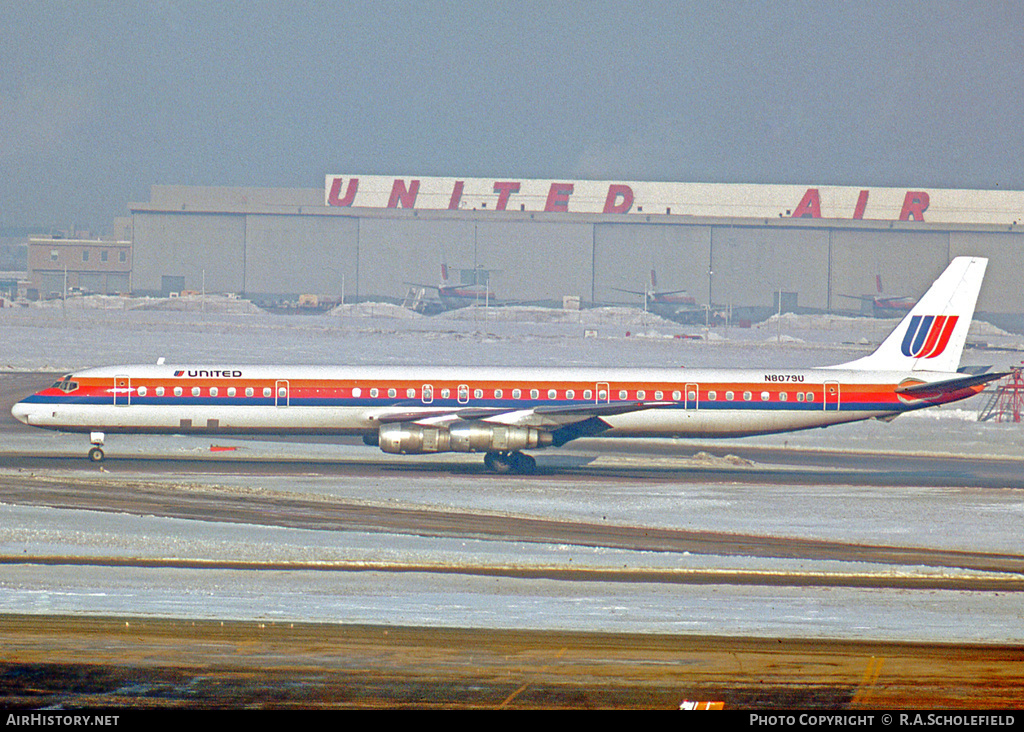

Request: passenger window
left=210, top=387, right=218, bottom=397
left=688, top=390, right=697, bottom=401
left=156, top=387, right=165, bottom=397
left=441, top=388, right=450, bottom=399
left=352, top=387, right=362, bottom=397
left=531, top=389, right=539, bottom=399
left=761, top=391, right=770, bottom=401
left=174, top=387, right=183, bottom=397
left=743, top=391, right=752, bottom=401
left=780, top=392, right=788, bottom=401
left=495, top=389, right=503, bottom=399
left=672, top=391, right=681, bottom=401
left=584, top=390, right=592, bottom=400
left=708, top=391, right=717, bottom=400
left=566, top=389, right=575, bottom=399
left=548, top=389, right=557, bottom=399
left=726, top=391, right=734, bottom=401
left=388, top=388, right=396, bottom=398
left=263, top=387, right=272, bottom=398
left=370, top=388, right=379, bottom=398
left=654, top=391, right=662, bottom=400
left=192, top=387, right=201, bottom=397
left=227, top=387, right=236, bottom=397
left=475, top=388, right=483, bottom=399
left=406, top=388, right=416, bottom=398
left=246, top=387, right=254, bottom=397
left=806, top=392, right=815, bottom=402
left=619, top=390, right=628, bottom=400
left=138, top=386, right=147, bottom=397
left=513, top=389, right=522, bottom=399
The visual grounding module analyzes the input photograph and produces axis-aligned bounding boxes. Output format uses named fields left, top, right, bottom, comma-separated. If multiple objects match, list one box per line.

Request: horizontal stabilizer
left=896, top=371, right=1008, bottom=396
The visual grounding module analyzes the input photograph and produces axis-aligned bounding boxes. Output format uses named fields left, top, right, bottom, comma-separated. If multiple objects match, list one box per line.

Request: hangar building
left=127, top=175, right=1024, bottom=327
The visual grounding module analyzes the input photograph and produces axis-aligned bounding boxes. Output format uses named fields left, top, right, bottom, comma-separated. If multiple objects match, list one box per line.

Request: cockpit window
left=51, top=376, right=79, bottom=393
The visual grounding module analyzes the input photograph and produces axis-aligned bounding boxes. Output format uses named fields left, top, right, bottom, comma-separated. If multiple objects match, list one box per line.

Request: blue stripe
left=19, top=394, right=901, bottom=413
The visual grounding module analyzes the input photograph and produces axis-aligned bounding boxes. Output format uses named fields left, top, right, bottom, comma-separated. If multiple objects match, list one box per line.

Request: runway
left=2, top=454, right=1024, bottom=587
left=3, top=370, right=1024, bottom=708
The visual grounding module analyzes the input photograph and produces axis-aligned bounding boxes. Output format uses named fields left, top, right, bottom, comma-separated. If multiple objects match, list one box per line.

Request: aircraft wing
left=371, top=400, right=661, bottom=435
left=837, top=293, right=874, bottom=302
left=375, top=407, right=508, bottom=424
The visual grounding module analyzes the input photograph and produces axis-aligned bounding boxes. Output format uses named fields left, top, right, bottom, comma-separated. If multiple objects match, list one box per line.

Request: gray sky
left=3, top=0, right=1023, bottom=232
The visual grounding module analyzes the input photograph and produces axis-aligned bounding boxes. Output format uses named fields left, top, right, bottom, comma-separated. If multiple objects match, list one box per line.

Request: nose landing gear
left=87, top=432, right=105, bottom=462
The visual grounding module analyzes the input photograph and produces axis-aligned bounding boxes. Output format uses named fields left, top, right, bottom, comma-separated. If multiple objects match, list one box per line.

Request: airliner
left=839, top=274, right=917, bottom=318
left=407, top=263, right=496, bottom=311
left=11, top=257, right=1002, bottom=473
left=614, top=269, right=704, bottom=323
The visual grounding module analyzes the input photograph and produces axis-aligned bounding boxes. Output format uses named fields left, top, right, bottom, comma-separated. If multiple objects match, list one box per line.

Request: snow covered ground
left=4, top=296, right=1023, bottom=371
left=2, top=300, right=1023, bottom=640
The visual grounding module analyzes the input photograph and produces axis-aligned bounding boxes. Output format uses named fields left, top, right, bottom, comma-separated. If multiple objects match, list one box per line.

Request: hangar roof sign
left=325, top=175, right=1024, bottom=226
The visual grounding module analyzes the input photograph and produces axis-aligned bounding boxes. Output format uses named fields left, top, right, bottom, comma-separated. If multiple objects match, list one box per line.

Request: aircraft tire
left=484, top=451, right=513, bottom=474
left=509, top=451, right=536, bottom=475
left=484, top=451, right=536, bottom=475
left=87, top=447, right=105, bottom=463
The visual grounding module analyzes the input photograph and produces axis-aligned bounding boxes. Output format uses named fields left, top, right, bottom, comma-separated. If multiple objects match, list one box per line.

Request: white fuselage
left=12, top=363, right=966, bottom=440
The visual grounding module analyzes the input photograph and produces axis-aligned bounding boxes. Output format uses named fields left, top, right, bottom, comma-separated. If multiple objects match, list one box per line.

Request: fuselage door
left=113, top=374, right=131, bottom=406
left=685, top=382, right=699, bottom=410
left=457, top=384, right=469, bottom=404
left=824, top=381, right=840, bottom=411
left=422, top=384, right=434, bottom=404
left=596, top=382, right=610, bottom=404
left=275, top=380, right=290, bottom=407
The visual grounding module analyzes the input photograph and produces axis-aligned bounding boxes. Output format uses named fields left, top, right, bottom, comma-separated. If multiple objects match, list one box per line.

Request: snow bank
left=328, top=302, right=423, bottom=319
left=436, top=305, right=681, bottom=328
left=24, top=294, right=263, bottom=314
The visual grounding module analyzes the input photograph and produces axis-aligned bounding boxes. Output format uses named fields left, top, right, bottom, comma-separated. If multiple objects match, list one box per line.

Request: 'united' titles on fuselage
left=11, top=257, right=1002, bottom=473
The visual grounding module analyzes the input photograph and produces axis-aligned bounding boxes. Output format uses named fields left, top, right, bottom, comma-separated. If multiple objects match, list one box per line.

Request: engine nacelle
left=378, top=421, right=553, bottom=455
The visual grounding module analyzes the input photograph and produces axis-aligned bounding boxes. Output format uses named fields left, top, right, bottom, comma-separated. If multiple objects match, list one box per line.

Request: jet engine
left=378, top=421, right=552, bottom=455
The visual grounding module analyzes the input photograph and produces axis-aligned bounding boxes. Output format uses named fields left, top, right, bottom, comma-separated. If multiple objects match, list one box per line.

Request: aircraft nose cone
left=11, top=401, right=31, bottom=425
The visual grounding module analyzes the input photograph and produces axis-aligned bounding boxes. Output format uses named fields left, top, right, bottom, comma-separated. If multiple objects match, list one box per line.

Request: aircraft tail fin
left=833, top=256, right=987, bottom=373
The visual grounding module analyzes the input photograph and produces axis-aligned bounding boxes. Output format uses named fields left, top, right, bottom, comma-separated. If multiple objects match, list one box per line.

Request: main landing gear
left=483, top=450, right=536, bottom=474
left=87, top=432, right=105, bottom=462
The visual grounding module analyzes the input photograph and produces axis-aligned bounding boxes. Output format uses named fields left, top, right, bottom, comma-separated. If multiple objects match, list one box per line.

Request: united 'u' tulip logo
left=901, top=315, right=958, bottom=358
